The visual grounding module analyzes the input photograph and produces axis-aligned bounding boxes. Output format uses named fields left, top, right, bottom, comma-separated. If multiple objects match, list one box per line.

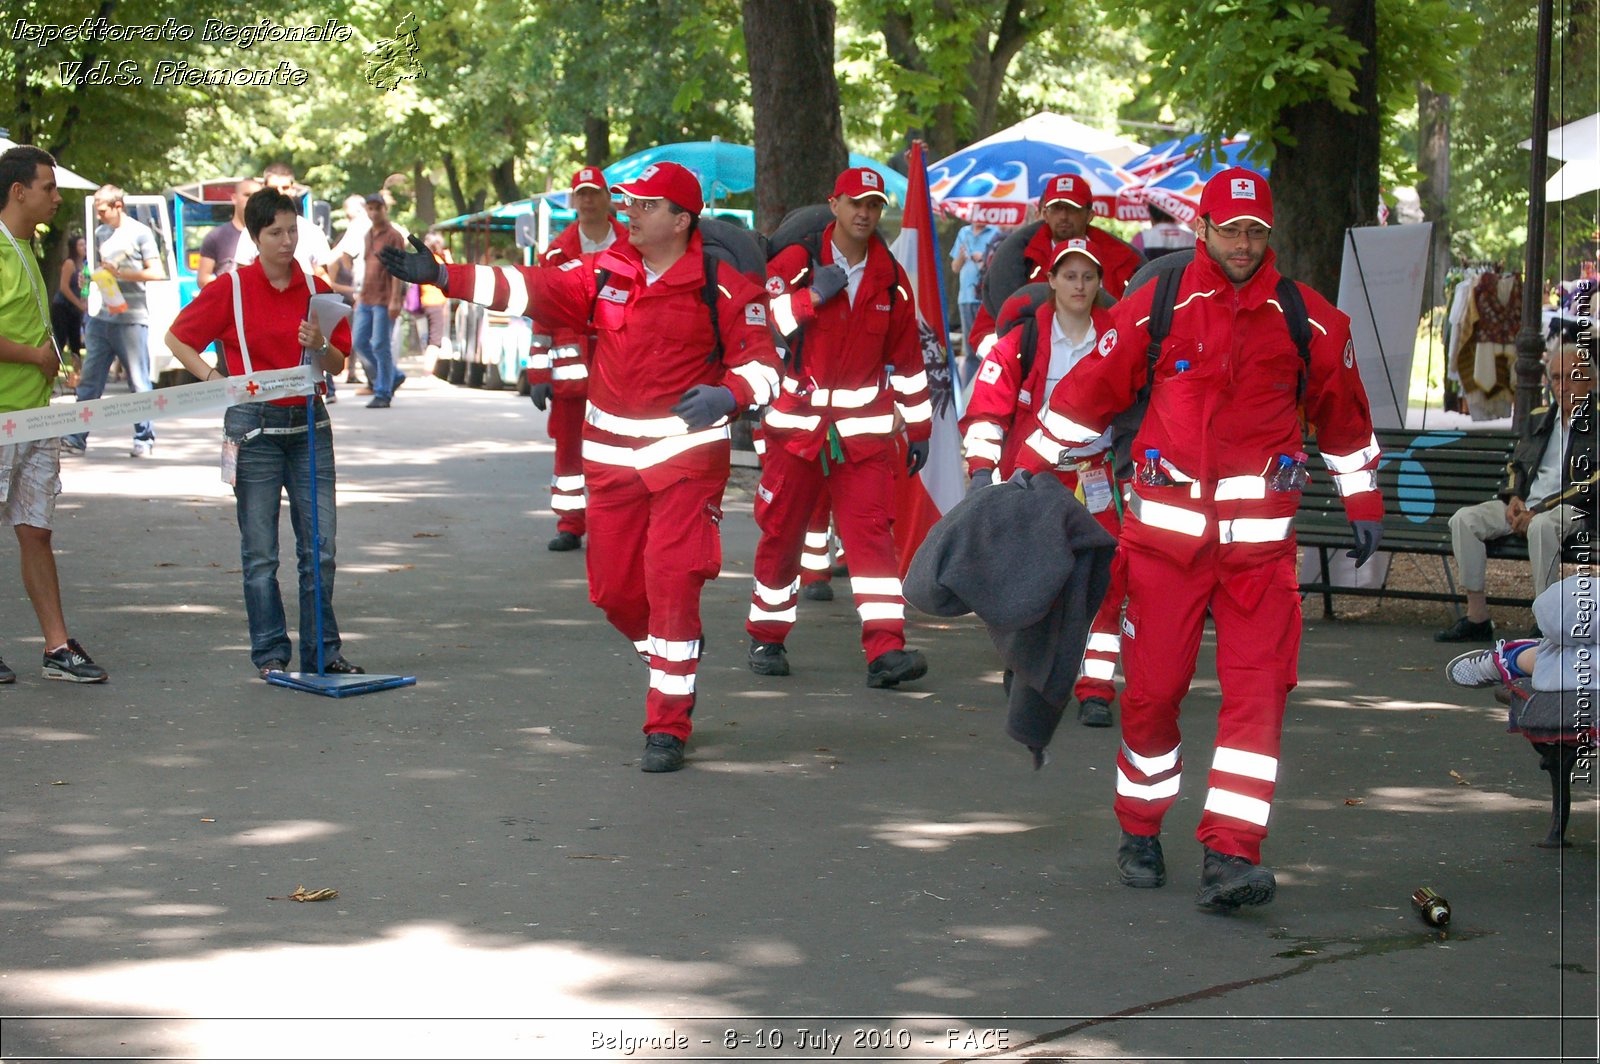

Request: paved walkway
left=1, top=365, right=1594, bottom=1062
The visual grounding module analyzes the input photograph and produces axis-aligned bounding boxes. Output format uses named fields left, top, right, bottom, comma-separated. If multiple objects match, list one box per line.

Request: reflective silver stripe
left=1204, top=787, right=1272, bottom=826
left=731, top=361, right=780, bottom=407
left=804, top=532, right=829, bottom=547
left=586, top=406, right=692, bottom=438
left=552, top=364, right=588, bottom=381
left=649, top=637, right=701, bottom=662
left=964, top=436, right=1003, bottom=463
left=471, top=265, right=497, bottom=306
left=530, top=352, right=552, bottom=370
left=976, top=333, right=998, bottom=358
left=1212, top=746, right=1278, bottom=783
left=850, top=576, right=902, bottom=597
left=1082, top=658, right=1116, bottom=680
left=764, top=408, right=822, bottom=432
left=550, top=344, right=582, bottom=362
left=836, top=414, right=898, bottom=436
left=1024, top=428, right=1066, bottom=467
left=856, top=601, right=905, bottom=622
left=748, top=602, right=797, bottom=624
left=1217, top=516, right=1294, bottom=544
left=649, top=669, right=696, bottom=696
left=890, top=370, right=929, bottom=395
left=771, top=291, right=800, bottom=335
left=550, top=495, right=585, bottom=512
left=1041, top=408, right=1102, bottom=446
left=813, top=385, right=881, bottom=408
left=1122, top=742, right=1180, bottom=776
left=632, top=639, right=651, bottom=660
left=503, top=275, right=530, bottom=318
left=1214, top=475, right=1266, bottom=501
left=552, top=475, right=585, bottom=491
left=581, top=427, right=729, bottom=469
left=754, top=579, right=798, bottom=605
left=1116, top=768, right=1181, bottom=801
left=1333, top=469, right=1378, bottom=496
left=801, top=554, right=830, bottom=571
left=1086, top=632, right=1121, bottom=653
left=897, top=400, right=933, bottom=423
left=1128, top=493, right=1207, bottom=537
left=1322, top=433, right=1381, bottom=473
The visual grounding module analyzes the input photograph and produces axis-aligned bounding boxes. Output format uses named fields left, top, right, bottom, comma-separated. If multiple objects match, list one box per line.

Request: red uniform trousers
left=1113, top=537, right=1300, bottom=863
left=748, top=445, right=904, bottom=661
left=1040, top=464, right=1128, bottom=707
left=584, top=463, right=725, bottom=742
left=800, top=489, right=835, bottom=587
left=547, top=395, right=587, bottom=537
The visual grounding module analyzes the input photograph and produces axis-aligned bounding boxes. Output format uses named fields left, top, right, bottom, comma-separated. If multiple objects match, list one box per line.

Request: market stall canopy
left=0, top=131, right=99, bottom=191
left=928, top=139, right=1135, bottom=226
left=602, top=141, right=908, bottom=207
left=1520, top=112, right=1599, bottom=161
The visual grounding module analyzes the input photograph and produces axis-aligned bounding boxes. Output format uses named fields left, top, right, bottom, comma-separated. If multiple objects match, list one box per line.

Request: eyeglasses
left=622, top=196, right=663, bottom=214
left=1210, top=222, right=1271, bottom=242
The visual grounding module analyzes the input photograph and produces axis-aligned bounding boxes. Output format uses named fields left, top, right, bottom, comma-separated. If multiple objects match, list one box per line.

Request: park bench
left=1296, top=427, right=1591, bottom=618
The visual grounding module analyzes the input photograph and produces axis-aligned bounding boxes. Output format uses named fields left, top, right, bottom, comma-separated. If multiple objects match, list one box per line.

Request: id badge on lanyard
left=1077, top=460, right=1113, bottom=514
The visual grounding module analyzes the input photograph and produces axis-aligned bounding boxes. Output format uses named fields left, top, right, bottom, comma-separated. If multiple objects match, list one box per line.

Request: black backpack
left=990, top=280, right=1117, bottom=382
left=1107, top=252, right=1313, bottom=479
left=764, top=203, right=900, bottom=372
left=586, top=215, right=767, bottom=363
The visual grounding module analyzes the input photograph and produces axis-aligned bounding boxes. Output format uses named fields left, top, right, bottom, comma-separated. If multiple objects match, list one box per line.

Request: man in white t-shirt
left=234, top=163, right=332, bottom=274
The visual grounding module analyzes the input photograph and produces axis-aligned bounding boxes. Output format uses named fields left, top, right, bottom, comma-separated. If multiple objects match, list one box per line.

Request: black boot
left=1116, top=831, right=1166, bottom=888
left=748, top=639, right=790, bottom=676
left=1196, top=846, right=1276, bottom=910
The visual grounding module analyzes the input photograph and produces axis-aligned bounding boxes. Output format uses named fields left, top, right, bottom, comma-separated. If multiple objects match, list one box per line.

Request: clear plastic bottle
left=1268, top=451, right=1309, bottom=491
left=1136, top=448, right=1174, bottom=487
left=91, top=265, right=127, bottom=314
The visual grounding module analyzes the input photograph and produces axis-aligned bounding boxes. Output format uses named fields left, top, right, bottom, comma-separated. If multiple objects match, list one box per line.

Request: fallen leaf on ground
left=268, top=885, right=340, bottom=902
left=1344, top=798, right=1364, bottom=805
left=50, top=780, right=68, bottom=786
left=412, top=532, right=442, bottom=538
left=567, top=854, right=625, bottom=861
left=386, top=564, right=415, bottom=572
left=1397, top=666, right=1434, bottom=672
left=1449, top=770, right=1471, bottom=786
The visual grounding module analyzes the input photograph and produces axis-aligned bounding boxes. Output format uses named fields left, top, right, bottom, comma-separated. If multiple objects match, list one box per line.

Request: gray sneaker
left=1447, top=646, right=1505, bottom=688
left=0, top=655, right=15, bottom=684
left=42, top=639, right=108, bottom=683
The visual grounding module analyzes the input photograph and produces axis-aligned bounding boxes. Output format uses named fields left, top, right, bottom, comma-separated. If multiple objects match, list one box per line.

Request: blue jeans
left=67, top=316, right=154, bottom=447
left=225, top=400, right=342, bottom=671
left=352, top=303, right=397, bottom=399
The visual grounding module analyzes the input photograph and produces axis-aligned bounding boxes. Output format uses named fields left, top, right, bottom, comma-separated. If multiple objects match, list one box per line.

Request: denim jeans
left=224, top=399, right=343, bottom=671
left=352, top=303, right=396, bottom=399
left=67, top=316, right=154, bottom=447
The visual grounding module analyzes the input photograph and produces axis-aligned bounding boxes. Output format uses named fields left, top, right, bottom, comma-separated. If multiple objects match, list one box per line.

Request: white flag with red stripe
left=889, top=141, right=963, bottom=575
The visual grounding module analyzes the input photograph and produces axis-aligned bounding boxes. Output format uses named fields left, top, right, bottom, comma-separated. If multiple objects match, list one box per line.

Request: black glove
left=967, top=467, right=994, bottom=493
left=529, top=382, right=552, bottom=411
left=808, top=263, right=848, bottom=306
left=1347, top=519, right=1384, bottom=567
left=670, top=385, right=737, bottom=429
left=378, top=234, right=448, bottom=288
left=906, top=439, right=930, bottom=476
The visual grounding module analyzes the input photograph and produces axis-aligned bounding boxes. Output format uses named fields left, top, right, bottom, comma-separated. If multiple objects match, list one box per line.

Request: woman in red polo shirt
left=164, top=187, right=362, bottom=680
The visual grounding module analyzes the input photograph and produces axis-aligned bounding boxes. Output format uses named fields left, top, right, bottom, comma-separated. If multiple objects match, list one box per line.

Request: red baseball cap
left=610, top=160, right=703, bottom=215
left=1049, top=237, right=1102, bottom=271
left=831, top=167, right=889, bottom=202
left=570, top=167, right=605, bottom=192
left=1040, top=173, right=1091, bottom=208
left=1198, top=167, right=1273, bottom=228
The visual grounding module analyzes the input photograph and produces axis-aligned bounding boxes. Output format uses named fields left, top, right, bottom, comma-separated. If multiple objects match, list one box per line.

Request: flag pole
left=912, top=140, right=961, bottom=419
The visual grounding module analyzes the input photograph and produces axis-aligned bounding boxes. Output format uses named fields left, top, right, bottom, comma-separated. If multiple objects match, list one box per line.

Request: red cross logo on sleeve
left=245, top=381, right=260, bottom=397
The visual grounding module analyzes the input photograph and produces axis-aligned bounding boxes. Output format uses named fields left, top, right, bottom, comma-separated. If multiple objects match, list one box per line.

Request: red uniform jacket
left=763, top=224, right=931, bottom=461
left=968, top=222, right=1142, bottom=356
left=531, top=216, right=629, bottom=398
left=960, top=301, right=1114, bottom=477
left=1021, top=244, right=1382, bottom=561
left=444, top=232, right=781, bottom=489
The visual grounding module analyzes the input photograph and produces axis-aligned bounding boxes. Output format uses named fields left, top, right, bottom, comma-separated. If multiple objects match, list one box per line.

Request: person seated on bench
left=1436, top=341, right=1594, bottom=642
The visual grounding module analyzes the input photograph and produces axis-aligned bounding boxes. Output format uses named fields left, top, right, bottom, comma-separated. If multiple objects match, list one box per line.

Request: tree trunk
left=1269, top=0, right=1380, bottom=299
left=490, top=156, right=521, bottom=207
left=584, top=114, right=611, bottom=167
left=743, top=0, right=849, bottom=233
left=413, top=163, right=437, bottom=226
left=1416, top=83, right=1451, bottom=307
left=442, top=152, right=469, bottom=217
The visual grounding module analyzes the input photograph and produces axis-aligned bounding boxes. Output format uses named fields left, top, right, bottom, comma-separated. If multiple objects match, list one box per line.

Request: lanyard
left=0, top=218, right=62, bottom=362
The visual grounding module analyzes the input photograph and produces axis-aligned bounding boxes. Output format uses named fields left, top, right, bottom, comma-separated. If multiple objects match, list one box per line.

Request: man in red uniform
left=1022, top=168, right=1384, bottom=909
left=969, top=174, right=1143, bottom=359
left=382, top=162, right=781, bottom=773
left=530, top=167, right=628, bottom=552
left=748, top=167, right=932, bottom=688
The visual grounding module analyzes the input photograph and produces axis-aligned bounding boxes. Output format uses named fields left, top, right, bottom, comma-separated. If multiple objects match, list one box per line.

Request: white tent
left=1519, top=112, right=1599, bottom=161
left=961, top=111, right=1148, bottom=166
left=0, top=134, right=99, bottom=190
